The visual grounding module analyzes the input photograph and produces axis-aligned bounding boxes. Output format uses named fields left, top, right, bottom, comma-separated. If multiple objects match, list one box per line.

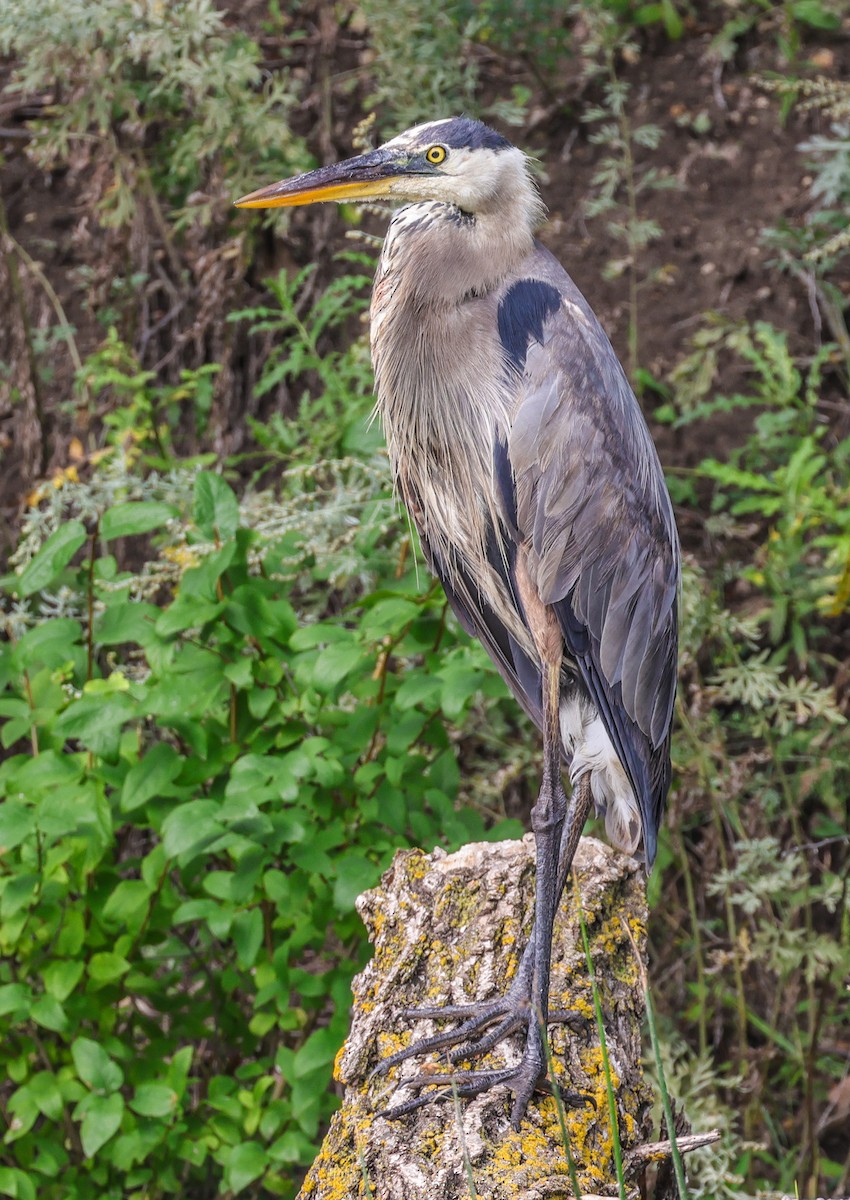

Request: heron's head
left=235, top=117, right=544, bottom=227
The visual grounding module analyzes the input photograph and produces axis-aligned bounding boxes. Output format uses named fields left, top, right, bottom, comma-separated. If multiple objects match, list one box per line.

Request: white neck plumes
left=377, top=146, right=544, bottom=308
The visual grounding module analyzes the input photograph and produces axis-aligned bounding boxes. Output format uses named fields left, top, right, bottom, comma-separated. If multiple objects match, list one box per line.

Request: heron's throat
left=380, top=193, right=538, bottom=309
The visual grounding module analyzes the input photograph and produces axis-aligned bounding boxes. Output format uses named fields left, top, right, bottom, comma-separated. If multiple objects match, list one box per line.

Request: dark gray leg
left=374, top=653, right=594, bottom=1128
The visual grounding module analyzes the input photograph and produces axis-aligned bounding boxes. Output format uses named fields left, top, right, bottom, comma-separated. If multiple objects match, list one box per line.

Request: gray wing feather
left=505, top=256, right=679, bottom=841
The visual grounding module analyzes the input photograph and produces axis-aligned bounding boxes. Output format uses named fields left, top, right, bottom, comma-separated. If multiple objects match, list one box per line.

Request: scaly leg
left=375, top=637, right=594, bottom=1128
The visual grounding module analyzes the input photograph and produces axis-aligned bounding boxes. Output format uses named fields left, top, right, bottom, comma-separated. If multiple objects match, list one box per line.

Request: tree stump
left=298, top=835, right=652, bottom=1199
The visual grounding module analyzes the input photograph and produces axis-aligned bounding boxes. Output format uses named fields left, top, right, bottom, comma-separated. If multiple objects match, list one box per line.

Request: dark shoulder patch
left=497, top=279, right=562, bottom=372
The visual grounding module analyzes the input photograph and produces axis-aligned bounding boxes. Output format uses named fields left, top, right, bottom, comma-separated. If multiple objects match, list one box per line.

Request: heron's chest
left=372, top=293, right=510, bottom=542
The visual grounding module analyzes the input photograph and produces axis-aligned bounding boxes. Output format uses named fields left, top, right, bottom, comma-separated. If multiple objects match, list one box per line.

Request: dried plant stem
left=676, top=698, right=749, bottom=1073
left=0, top=189, right=48, bottom=471
left=450, top=1077, right=478, bottom=1200
left=1, top=208, right=90, bottom=409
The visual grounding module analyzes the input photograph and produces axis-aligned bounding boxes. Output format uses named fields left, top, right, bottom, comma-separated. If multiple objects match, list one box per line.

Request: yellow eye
left=425, top=145, right=447, bottom=165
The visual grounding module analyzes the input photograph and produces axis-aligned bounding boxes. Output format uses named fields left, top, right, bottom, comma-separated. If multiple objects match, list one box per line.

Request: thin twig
left=3, top=220, right=90, bottom=407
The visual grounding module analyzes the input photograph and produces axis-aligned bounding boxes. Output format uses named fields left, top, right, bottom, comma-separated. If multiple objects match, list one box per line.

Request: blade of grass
left=574, top=874, right=627, bottom=1200
left=537, top=1005, right=583, bottom=1197
left=450, top=1076, right=478, bottom=1200
left=357, top=1140, right=376, bottom=1198
left=621, top=916, right=689, bottom=1200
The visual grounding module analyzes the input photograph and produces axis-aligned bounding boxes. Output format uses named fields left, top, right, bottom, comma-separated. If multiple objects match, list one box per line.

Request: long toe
left=379, top=1052, right=550, bottom=1126
left=446, top=1011, right=526, bottom=1065
left=370, top=995, right=518, bottom=1080
left=378, top=1066, right=520, bottom=1121
left=509, top=1056, right=544, bottom=1130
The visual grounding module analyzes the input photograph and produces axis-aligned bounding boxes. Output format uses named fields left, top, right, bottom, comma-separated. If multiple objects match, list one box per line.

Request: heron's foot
left=377, top=1013, right=588, bottom=1131
left=371, top=977, right=584, bottom=1083
left=370, top=975, right=587, bottom=1128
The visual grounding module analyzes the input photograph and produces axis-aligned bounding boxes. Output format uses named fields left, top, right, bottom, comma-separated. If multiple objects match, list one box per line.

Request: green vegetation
left=1, top=1, right=849, bottom=1197
left=0, top=326, right=522, bottom=1196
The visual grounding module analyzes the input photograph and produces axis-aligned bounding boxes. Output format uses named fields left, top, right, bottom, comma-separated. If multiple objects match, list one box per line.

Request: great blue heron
left=236, top=117, right=680, bottom=1130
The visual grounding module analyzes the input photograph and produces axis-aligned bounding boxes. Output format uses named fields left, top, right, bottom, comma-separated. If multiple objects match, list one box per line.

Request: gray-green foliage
left=576, top=1, right=679, bottom=377
left=657, top=315, right=850, bottom=1194
left=0, top=0, right=309, bottom=227
left=760, top=77, right=850, bottom=377
left=358, top=0, right=480, bottom=132
left=229, top=259, right=381, bottom=466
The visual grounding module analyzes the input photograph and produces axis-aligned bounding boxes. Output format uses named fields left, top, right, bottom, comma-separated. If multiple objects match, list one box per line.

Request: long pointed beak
left=234, top=148, right=407, bottom=209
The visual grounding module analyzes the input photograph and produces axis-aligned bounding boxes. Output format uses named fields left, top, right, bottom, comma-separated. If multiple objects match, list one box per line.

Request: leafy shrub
left=0, top=467, right=523, bottom=1199
left=229, top=260, right=379, bottom=468
left=661, top=319, right=848, bottom=654
left=0, top=0, right=309, bottom=228
left=760, top=77, right=850, bottom=376
left=654, top=318, right=850, bottom=1195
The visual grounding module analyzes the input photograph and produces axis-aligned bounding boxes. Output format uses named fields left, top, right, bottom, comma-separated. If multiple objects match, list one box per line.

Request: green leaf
left=100, top=500, right=177, bottom=540
left=154, top=597, right=227, bottom=639
left=332, top=853, right=378, bottom=913
left=54, top=692, right=137, bottom=756
left=791, top=0, right=840, bottom=27
left=232, top=908, right=264, bottom=969
left=168, top=1046, right=194, bottom=1098
left=311, top=642, right=363, bottom=691
left=0, top=983, right=31, bottom=1017
left=161, top=800, right=224, bottom=861
left=193, top=472, right=240, bottom=539
left=288, top=623, right=352, bottom=651
left=88, top=952, right=131, bottom=988
left=71, top=1037, right=124, bottom=1093
left=394, top=673, right=442, bottom=711
left=101, top=880, right=151, bottom=929
left=12, top=618, right=82, bottom=670
left=30, top=995, right=68, bottom=1033
left=95, top=601, right=159, bottom=646
left=121, top=742, right=183, bottom=812
left=6, top=1087, right=39, bottom=1141
left=17, top=521, right=87, bottom=596
left=359, top=597, right=420, bottom=639
left=0, top=1167, right=36, bottom=1200
left=0, top=802, right=35, bottom=852
left=28, top=1071, right=65, bottom=1121
left=129, top=1082, right=177, bottom=1119
left=6, top=749, right=82, bottom=793
left=292, top=1027, right=340, bottom=1078
left=438, top=663, right=484, bottom=719
left=224, top=1142, right=268, bottom=1194
left=42, top=959, right=85, bottom=1002
left=78, top=1092, right=124, bottom=1158
left=1, top=873, right=39, bottom=919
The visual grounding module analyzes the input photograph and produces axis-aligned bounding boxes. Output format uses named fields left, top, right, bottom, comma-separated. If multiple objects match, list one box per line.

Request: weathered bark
left=299, top=835, right=654, bottom=1199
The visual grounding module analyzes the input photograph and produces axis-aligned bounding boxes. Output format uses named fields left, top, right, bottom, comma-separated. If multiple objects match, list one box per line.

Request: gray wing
left=497, top=253, right=680, bottom=860
left=418, top=523, right=544, bottom=734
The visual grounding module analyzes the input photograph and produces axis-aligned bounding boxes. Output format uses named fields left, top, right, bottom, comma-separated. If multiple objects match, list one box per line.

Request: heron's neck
left=381, top=195, right=538, bottom=309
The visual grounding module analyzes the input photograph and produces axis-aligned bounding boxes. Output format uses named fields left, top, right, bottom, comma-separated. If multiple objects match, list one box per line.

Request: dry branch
left=299, top=835, right=662, bottom=1199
